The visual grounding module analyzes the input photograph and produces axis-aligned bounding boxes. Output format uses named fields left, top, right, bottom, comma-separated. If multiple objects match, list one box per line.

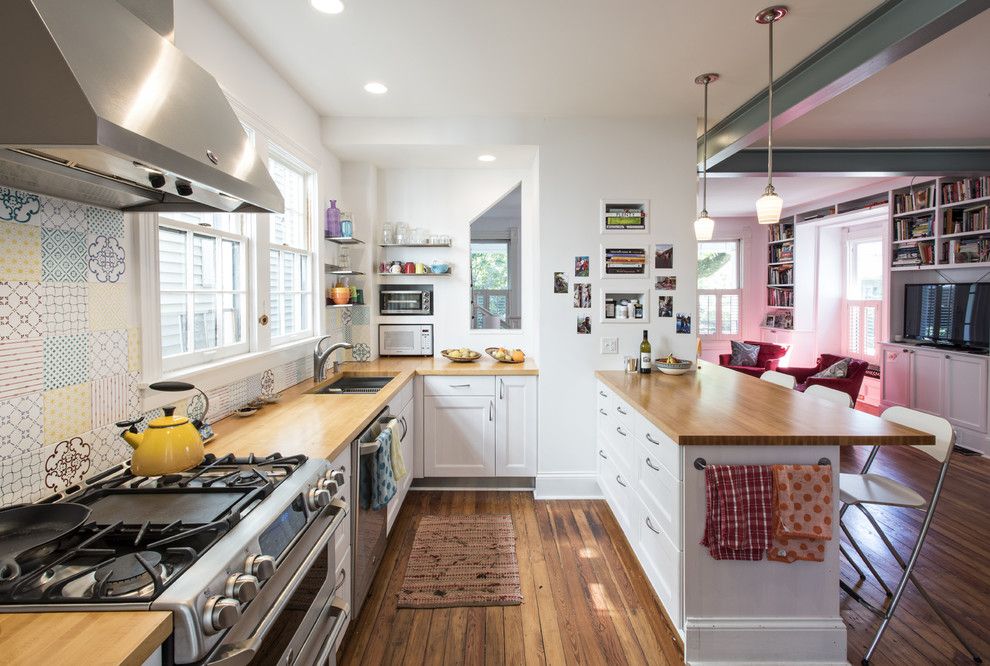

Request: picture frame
left=600, top=198, right=650, bottom=234
left=654, top=244, right=674, bottom=270
left=600, top=245, right=648, bottom=279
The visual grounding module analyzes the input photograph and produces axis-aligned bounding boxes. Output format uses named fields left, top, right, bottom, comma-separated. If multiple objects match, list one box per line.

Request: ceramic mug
left=403, top=262, right=416, bottom=274
left=415, top=263, right=426, bottom=274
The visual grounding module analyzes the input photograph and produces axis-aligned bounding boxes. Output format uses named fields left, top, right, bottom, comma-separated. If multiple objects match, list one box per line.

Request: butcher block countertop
left=0, top=611, right=172, bottom=666
left=596, top=361, right=933, bottom=447
left=210, top=356, right=538, bottom=462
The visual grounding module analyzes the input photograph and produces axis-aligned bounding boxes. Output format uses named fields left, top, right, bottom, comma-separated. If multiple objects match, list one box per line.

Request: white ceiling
left=330, top=144, right=537, bottom=170
left=704, top=175, right=894, bottom=218
left=206, top=0, right=883, bottom=120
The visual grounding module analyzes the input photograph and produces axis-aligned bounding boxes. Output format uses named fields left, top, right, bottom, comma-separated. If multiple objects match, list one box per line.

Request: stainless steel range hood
left=0, top=0, right=284, bottom=214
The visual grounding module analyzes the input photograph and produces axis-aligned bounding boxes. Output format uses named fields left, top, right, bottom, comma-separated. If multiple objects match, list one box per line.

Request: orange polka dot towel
left=767, top=464, right=834, bottom=564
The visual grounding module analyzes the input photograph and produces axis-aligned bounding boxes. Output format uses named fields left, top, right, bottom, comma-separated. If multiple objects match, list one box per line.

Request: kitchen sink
left=311, top=376, right=394, bottom=395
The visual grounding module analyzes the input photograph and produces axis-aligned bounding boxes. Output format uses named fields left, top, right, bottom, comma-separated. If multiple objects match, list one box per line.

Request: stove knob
left=246, top=554, right=276, bottom=582
left=226, top=573, right=260, bottom=603
left=307, top=487, right=331, bottom=511
left=329, top=470, right=346, bottom=486
left=318, top=478, right=339, bottom=495
left=204, top=596, right=240, bottom=634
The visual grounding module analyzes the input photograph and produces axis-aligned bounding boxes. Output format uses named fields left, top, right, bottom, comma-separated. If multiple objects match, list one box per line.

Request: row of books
left=942, top=205, right=988, bottom=235
left=766, top=287, right=794, bottom=307
left=892, top=241, right=934, bottom=266
left=768, top=242, right=793, bottom=263
left=893, top=185, right=934, bottom=214
left=941, top=177, right=990, bottom=205
left=768, top=223, right=794, bottom=242
left=767, top=264, right=793, bottom=285
left=942, top=237, right=990, bottom=265
left=893, top=214, right=934, bottom=241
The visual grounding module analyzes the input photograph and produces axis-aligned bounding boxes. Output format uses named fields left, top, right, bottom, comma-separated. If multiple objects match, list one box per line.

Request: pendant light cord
left=702, top=78, right=709, bottom=216
left=767, top=18, right=774, bottom=189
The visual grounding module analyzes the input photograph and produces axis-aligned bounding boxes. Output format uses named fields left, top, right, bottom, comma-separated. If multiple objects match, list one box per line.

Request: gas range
left=0, top=452, right=351, bottom=664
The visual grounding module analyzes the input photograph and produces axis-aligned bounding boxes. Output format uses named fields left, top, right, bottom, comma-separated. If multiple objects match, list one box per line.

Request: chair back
left=881, top=405, right=954, bottom=462
left=760, top=370, right=796, bottom=389
left=805, top=383, right=853, bottom=408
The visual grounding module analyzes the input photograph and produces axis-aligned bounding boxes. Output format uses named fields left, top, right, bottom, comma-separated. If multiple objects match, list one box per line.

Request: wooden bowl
left=485, top=347, right=525, bottom=364
left=441, top=349, right=481, bottom=362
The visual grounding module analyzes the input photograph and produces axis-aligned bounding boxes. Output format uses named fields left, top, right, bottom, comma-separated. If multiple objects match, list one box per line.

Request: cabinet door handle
left=499, top=378, right=505, bottom=399
left=489, top=400, right=494, bottom=421
left=615, top=426, right=628, bottom=437
left=599, top=408, right=608, bottom=416
left=645, top=516, right=661, bottom=535
left=599, top=390, right=608, bottom=397
left=646, top=457, right=661, bottom=472
left=450, top=383, right=471, bottom=388
left=645, top=433, right=660, bottom=446
left=399, top=416, right=408, bottom=442
left=599, top=449, right=608, bottom=459
left=616, top=475, right=628, bottom=488
left=616, top=405, right=628, bottom=415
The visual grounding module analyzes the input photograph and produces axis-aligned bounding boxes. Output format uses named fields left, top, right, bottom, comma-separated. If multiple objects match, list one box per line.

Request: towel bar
left=693, top=457, right=830, bottom=471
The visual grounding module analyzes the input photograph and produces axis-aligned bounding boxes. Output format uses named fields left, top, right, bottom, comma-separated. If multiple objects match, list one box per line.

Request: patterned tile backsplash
left=0, top=187, right=370, bottom=507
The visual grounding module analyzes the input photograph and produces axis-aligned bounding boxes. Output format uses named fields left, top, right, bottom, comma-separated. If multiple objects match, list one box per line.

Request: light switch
left=601, top=337, right=618, bottom=354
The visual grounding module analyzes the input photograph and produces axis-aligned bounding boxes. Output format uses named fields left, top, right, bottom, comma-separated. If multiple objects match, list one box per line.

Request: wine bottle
left=639, top=330, right=651, bottom=374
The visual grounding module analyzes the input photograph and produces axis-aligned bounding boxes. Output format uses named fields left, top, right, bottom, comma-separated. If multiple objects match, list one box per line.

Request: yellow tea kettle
left=117, top=381, right=208, bottom=476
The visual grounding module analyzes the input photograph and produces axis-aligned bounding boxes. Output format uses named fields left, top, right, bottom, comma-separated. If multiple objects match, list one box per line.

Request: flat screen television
left=903, top=282, right=990, bottom=352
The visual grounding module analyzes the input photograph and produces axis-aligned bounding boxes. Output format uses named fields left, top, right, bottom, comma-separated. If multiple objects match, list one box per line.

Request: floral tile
left=0, top=187, right=42, bottom=225
left=44, top=283, right=88, bottom=335
left=44, top=436, right=92, bottom=491
left=352, top=343, right=371, bottom=362
left=41, top=228, right=88, bottom=282
left=0, top=281, right=46, bottom=340
left=0, top=392, right=43, bottom=459
left=91, top=373, right=129, bottom=428
left=341, top=308, right=353, bottom=325
left=0, top=222, right=41, bottom=281
left=43, top=382, right=91, bottom=444
left=44, top=333, right=89, bottom=390
left=41, top=197, right=86, bottom=233
left=87, top=235, right=126, bottom=283
left=0, top=338, right=44, bottom=401
left=88, top=283, right=128, bottom=330
left=260, top=369, right=276, bottom=397
left=89, top=330, right=128, bottom=378
left=85, top=206, right=125, bottom=238
left=127, top=327, right=141, bottom=372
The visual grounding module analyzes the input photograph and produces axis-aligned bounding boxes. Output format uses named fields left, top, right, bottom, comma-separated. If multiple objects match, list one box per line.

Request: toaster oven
left=379, top=284, right=433, bottom=316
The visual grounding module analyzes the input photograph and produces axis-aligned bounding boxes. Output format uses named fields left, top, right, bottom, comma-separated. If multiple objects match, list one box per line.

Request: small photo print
left=655, top=275, right=676, bottom=291
left=553, top=272, right=568, bottom=294
left=573, top=283, right=591, bottom=308
left=654, top=244, right=674, bottom=270
left=676, top=313, right=692, bottom=334
left=574, top=256, right=589, bottom=277
left=577, top=315, right=592, bottom=334
left=658, top=296, right=673, bottom=318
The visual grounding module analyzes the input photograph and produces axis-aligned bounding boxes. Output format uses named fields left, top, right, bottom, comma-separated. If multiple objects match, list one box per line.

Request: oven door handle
left=209, top=500, right=347, bottom=666
left=313, top=597, right=350, bottom=664
left=359, top=441, right=381, bottom=456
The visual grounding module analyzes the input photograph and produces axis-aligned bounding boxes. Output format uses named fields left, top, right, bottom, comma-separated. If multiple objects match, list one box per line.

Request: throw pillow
left=729, top=340, right=760, bottom=367
left=812, top=357, right=850, bottom=379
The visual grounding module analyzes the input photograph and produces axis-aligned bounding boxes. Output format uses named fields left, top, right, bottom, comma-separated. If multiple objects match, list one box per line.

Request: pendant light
left=755, top=6, right=787, bottom=225
left=693, top=73, right=718, bottom=241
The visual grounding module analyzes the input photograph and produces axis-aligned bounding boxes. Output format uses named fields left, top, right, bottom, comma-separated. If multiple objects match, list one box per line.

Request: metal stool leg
left=840, top=543, right=867, bottom=581
left=840, top=519, right=893, bottom=597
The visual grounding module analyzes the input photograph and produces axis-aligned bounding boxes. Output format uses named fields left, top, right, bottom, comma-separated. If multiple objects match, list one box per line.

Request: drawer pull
left=599, top=408, right=608, bottom=416
left=599, top=390, right=608, bottom=397
left=450, top=383, right=471, bottom=388
left=616, top=405, right=628, bottom=415
left=333, top=566, right=347, bottom=593
left=599, top=449, right=608, bottom=459
left=616, top=475, right=628, bottom=488
left=645, top=457, right=661, bottom=472
left=645, top=516, right=661, bottom=535
left=645, top=433, right=660, bottom=446
left=615, top=426, right=628, bottom=437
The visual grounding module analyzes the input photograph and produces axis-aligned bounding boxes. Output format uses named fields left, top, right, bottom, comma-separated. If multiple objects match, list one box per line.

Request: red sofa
left=718, top=341, right=789, bottom=378
left=778, top=353, right=868, bottom=405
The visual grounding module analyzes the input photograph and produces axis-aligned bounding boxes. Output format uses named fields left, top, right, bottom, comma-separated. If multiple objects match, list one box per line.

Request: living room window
left=698, top=240, right=742, bottom=339
left=844, top=232, right=883, bottom=364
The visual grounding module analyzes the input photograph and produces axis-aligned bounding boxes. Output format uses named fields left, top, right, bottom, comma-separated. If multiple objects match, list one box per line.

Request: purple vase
left=325, top=200, right=341, bottom=238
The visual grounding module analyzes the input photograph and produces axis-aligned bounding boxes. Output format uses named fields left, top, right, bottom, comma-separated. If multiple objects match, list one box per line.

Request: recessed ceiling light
left=310, top=0, right=344, bottom=14
left=477, top=154, right=496, bottom=162
left=363, top=81, right=388, bottom=95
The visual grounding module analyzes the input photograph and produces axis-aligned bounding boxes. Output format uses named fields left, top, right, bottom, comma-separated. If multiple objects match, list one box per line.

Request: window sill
left=141, top=337, right=320, bottom=411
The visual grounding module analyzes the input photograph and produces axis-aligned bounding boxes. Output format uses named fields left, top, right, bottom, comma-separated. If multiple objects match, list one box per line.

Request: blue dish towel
left=360, top=426, right=397, bottom=510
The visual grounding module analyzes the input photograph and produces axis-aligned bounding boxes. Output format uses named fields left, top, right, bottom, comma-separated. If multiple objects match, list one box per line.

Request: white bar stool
left=760, top=370, right=795, bottom=389
left=804, top=383, right=854, bottom=408
left=839, top=405, right=981, bottom=666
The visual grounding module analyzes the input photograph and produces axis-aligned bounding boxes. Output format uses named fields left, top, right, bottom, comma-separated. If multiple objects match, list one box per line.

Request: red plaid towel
left=701, top=464, right=775, bottom=560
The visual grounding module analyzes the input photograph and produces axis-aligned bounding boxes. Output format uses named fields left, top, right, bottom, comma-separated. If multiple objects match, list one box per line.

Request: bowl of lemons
left=441, top=348, right=482, bottom=362
left=486, top=347, right=526, bottom=364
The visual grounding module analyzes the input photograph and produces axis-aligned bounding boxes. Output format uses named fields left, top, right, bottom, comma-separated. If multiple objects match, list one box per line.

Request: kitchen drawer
left=597, top=383, right=613, bottom=414
left=601, top=422, right=636, bottom=480
left=597, top=443, right=635, bottom=536
left=612, top=395, right=636, bottom=431
left=636, top=449, right=682, bottom=548
left=423, top=375, right=495, bottom=397
left=635, top=417, right=681, bottom=480
left=634, top=499, right=682, bottom=628
left=333, top=546, right=352, bottom=654
left=390, top=379, right=414, bottom=412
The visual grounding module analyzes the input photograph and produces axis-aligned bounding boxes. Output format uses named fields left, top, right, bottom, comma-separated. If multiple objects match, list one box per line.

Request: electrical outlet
left=601, top=337, right=618, bottom=354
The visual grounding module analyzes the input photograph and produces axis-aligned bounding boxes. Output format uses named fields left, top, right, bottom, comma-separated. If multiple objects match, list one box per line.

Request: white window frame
left=698, top=239, right=743, bottom=341
left=842, top=228, right=883, bottom=365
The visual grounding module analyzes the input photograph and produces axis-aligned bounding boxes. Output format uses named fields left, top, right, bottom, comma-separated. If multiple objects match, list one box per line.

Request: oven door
left=380, top=289, right=430, bottom=315
left=209, top=504, right=350, bottom=666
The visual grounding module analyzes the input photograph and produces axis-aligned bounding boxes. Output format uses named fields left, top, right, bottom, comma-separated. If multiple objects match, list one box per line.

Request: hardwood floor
left=340, top=447, right=989, bottom=665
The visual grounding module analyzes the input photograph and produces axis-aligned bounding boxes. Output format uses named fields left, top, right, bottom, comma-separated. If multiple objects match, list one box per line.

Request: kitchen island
left=595, top=361, right=931, bottom=665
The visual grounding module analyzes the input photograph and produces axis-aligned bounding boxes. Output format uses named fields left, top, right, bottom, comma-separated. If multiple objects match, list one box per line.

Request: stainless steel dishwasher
left=352, top=408, right=390, bottom=618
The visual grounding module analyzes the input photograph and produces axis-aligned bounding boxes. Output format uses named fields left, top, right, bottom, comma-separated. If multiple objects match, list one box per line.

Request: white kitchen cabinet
left=423, top=394, right=496, bottom=476
left=495, top=376, right=538, bottom=476
left=910, top=348, right=944, bottom=416
left=944, top=353, right=989, bottom=432
left=880, top=345, right=912, bottom=407
left=387, top=396, right=416, bottom=533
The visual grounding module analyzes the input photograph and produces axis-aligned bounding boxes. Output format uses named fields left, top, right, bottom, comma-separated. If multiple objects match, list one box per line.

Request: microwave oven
left=379, top=284, right=433, bottom=316
left=379, top=323, right=434, bottom=356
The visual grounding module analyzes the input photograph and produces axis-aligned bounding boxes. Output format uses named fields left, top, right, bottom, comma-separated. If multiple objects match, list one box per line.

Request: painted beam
left=707, top=148, right=990, bottom=177
left=699, top=0, right=990, bottom=168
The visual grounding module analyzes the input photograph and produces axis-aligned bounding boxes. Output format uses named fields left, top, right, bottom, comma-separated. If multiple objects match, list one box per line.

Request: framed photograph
left=601, top=199, right=650, bottom=234
left=574, top=255, right=589, bottom=277
left=573, top=282, right=591, bottom=308
left=553, top=272, right=568, bottom=293
left=763, top=313, right=776, bottom=327
left=601, top=245, right=648, bottom=279
left=655, top=275, right=676, bottom=291
left=654, top=244, right=674, bottom=270
left=658, top=295, right=673, bottom=318
left=676, top=313, right=692, bottom=334
left=577, top=315, right=592, bottom=334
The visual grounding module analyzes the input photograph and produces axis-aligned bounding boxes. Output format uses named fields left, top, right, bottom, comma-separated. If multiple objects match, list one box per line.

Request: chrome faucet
left=314, top=338, right=353, bottom=382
